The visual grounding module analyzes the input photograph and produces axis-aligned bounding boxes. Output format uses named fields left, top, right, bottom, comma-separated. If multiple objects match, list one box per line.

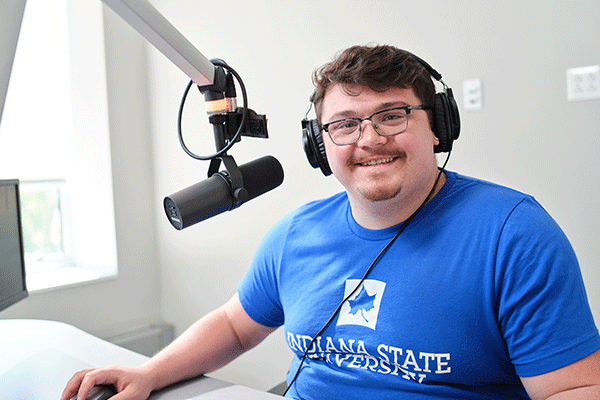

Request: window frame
left=0, top=0, right=118, bottom=293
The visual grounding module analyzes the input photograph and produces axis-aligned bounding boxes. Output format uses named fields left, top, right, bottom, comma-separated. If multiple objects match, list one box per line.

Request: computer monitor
left=0, top=0, right=27, bottom=127
left=0, top=179, right=28, bottom=312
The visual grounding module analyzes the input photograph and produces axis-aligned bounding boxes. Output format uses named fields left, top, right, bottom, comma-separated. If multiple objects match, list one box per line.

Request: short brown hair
left=312, top=44, right=435, bottom=124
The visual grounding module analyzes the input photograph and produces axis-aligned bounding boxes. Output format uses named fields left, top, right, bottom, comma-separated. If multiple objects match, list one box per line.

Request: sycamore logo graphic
left=337, top=279, right=386, bottom=330
left=349, top=286, right=376, bottom=322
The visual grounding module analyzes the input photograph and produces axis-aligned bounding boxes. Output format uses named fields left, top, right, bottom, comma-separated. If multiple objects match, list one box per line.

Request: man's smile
left=357, top=156, right=397, bottom=167
left=350, top=152, right=406, bottom=168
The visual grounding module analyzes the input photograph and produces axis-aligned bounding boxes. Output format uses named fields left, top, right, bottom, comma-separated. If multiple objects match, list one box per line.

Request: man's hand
left=60, top=365, right=154, bottom=400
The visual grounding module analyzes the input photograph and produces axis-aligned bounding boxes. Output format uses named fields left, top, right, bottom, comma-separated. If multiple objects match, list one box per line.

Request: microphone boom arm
left=101, top=0, right=281, bottom=230
left=101, top=0, right=215, bottom=86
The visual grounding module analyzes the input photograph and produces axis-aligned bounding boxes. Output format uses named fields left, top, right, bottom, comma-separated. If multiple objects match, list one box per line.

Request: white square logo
left=337, top=279, right=386, bottom=330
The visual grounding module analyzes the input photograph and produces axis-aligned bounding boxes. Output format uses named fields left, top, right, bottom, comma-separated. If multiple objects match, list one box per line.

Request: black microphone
left=164, top=155, right=284, bottom=230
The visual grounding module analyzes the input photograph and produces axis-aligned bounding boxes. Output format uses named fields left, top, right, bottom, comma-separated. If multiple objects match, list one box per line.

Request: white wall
left=0, top=3, right=161, bottom=338
left=147, top=0, right=600, bottom=391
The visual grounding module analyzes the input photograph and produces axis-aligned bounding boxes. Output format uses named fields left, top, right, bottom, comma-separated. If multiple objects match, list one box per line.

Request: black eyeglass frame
left=321, top=105, right=432, bottom=146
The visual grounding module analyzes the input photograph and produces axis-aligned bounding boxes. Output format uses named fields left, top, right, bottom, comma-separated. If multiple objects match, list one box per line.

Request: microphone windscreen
left=241, top=155, right=284, bottom=201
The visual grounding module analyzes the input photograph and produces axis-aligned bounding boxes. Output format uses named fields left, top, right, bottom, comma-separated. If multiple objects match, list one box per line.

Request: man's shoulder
left=291, top=191, right=349, bottom=218
left=445, top=170, right=532, bottom=204
left=439, top=170, right=551, bottom=227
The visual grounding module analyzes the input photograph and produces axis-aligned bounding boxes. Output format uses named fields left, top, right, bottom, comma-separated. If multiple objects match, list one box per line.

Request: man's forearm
left=138, top=305, right=247, bottom=392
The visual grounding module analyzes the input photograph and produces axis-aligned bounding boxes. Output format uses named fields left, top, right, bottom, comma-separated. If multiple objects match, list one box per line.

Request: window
left=20, top=181, right=66, bottom=272
left=0, top=0, right=117, bottom=292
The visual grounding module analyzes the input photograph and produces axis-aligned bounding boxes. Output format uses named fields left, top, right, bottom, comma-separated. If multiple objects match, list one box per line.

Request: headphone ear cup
left=433, top=91, right=460, bottom=153
left=302, top=119, right=332, bottom=176
left=433, top=93, right=451, bottom=153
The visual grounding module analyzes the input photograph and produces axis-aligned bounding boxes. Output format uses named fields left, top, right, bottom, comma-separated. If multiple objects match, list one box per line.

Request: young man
left=62, top=45, right=600, bottom=400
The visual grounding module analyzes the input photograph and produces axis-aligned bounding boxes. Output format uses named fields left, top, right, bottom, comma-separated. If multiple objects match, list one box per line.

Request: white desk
left=0, top=319, right=281, bottom=400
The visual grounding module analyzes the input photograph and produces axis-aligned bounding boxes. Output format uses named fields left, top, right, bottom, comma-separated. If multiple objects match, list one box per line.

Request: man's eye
left=333, top=120, right=359, bottom=132
left=385, top=112, right=406, bottom=120
left=379, top=112, right=406, bottom=124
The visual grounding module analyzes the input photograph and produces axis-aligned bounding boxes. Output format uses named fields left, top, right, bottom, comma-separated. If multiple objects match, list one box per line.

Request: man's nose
left=357, top=119, right=387, bottom=147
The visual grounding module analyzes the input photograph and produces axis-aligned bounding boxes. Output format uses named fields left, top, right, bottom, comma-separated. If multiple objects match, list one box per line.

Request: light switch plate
left=463, top=79, right=483, bottom=110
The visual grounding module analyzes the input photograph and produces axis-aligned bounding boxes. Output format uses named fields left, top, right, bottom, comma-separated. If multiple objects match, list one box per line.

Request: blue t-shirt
left=238, top=171, right=600, bottom=399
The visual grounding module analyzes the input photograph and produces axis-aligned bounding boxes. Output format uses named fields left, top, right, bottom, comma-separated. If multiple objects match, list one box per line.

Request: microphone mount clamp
left=195, top=59, right=268, bottom=205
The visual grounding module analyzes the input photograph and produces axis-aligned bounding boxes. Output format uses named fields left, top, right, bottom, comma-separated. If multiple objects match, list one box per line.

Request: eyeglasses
left=321, top=105, right=432, bottom=146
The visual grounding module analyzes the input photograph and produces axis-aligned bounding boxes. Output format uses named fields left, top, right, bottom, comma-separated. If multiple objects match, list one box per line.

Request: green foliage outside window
left=19, top=185, right=63, bottom=261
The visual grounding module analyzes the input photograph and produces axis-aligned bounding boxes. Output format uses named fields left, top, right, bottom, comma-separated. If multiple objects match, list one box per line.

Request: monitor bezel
left=0, top=179, right=28, bottom=312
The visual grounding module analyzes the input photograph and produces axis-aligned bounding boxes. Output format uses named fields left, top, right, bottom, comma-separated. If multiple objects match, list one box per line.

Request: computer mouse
left=70, top=384, right=117, bottom=400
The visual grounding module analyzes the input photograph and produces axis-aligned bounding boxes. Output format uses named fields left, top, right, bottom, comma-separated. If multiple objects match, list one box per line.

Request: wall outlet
left=567, top=65, right=600, bottom=101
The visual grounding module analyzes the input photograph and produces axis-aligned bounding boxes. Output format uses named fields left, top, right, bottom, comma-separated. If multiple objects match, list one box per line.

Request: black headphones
left=302, top=51, right=460, bottom=176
